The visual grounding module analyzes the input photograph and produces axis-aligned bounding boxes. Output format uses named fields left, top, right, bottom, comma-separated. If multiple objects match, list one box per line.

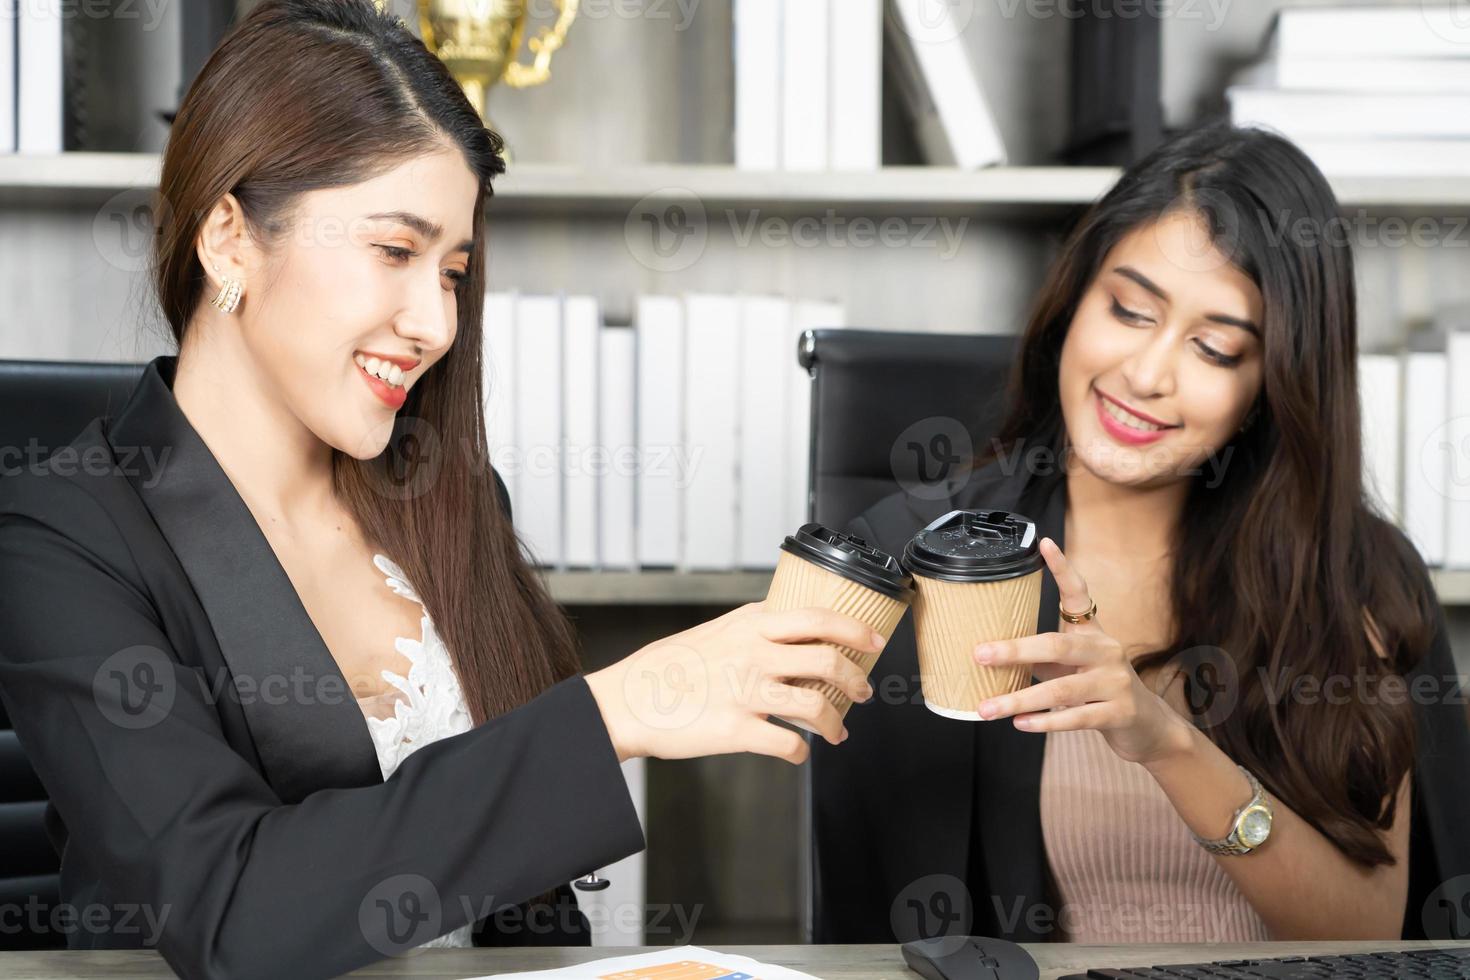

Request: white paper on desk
left=471, top=944, right=821, bottom=980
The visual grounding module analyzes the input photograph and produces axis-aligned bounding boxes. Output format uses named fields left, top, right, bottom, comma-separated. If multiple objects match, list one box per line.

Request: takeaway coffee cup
left=763, top=523, right=914, bottom=733
left=903, top=509, right=1044, bottom=720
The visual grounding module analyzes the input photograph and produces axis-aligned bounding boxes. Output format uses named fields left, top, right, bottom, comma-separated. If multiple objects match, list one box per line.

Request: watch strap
left=1191, top=765, right=1269, bottom=855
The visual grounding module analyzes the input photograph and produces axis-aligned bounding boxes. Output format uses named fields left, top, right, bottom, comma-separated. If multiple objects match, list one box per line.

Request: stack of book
left=1227, top=5, right=1470, bottom=177
left=2, top=3, right=64, bottom=154
left=482, top=291, right=846, bottom=572
left=1359, top=309, right=1470, bottom=570
left=734, top=0, right=1005, bottom=171
left=1, top=0, right=201, bottom=154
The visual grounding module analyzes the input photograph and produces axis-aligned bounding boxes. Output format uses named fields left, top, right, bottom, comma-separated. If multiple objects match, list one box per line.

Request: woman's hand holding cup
left=972, top=536, right=1191, bottom=766
left=585, top=602, right=883, bottom=766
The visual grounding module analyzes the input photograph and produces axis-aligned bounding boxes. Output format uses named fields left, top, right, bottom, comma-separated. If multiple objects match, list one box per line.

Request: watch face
left=1240, top=808, right=1272, bottom=847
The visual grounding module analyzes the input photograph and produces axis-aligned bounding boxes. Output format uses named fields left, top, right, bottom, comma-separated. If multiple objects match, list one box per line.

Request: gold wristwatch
left=1192, top=765, right=1273, bottom=855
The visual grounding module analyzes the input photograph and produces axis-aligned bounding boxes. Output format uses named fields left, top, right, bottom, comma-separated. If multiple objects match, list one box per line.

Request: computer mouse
left=901, top=935, right=1040, bottom=980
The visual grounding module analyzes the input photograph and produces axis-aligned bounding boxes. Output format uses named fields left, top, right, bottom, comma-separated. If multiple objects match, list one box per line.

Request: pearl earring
left=209, top=264, right=243, bottom=315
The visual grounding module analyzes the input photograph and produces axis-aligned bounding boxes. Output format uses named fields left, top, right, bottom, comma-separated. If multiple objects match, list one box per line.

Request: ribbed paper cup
left=910, top=568, right=1042, bottom=717
left=904, top=510, right=1044, bottom=721
left=763, top=525, right=914, bottom=732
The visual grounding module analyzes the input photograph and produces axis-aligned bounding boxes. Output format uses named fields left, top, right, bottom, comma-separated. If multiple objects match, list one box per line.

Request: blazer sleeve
left=0, top=477, right=645, bottom=980
left=1405, top=567, right=1470, bottom=938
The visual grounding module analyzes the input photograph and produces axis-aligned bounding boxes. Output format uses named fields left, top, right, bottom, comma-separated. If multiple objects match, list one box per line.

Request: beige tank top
left=1039, top=726, right=1272, bottom=943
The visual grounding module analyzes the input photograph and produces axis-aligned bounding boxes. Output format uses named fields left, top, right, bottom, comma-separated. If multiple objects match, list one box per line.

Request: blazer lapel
left=106, top=355, right=383, bottom=802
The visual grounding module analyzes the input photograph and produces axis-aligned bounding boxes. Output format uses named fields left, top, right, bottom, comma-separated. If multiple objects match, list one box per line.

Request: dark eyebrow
left=365, top=211, right=474, bottom=254
left=1112, top=265, right=1260, bottom=339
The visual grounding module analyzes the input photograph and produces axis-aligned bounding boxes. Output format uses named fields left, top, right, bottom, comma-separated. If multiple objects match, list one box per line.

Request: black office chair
left=797, top=328, right=1018, bottom=532
left=0, top=358, right=146, bottom=950
left=795, top=328, right=1017, bottom=942
left=797, top=330, right=1469, bottom=943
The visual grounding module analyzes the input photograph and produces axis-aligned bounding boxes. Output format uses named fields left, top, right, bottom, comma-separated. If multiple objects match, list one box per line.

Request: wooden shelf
left=490, top=163, right=1119, bottom=217
left=1433, top=569, right=1470, bottom=606
left=0, top=152, right=161, bottom=190
left=541, top=568, right=1470, bottom=607
left=5, top=153, right=1470, bottom=216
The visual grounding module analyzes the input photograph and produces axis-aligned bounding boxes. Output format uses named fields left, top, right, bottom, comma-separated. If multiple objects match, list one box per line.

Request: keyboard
left=1058, top=945, right=1470, bottom=978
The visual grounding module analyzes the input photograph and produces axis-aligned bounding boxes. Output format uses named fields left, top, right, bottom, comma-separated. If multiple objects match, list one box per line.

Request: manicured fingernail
left=860, top=684, right=875, bottom=702
left=974, top=643, right=994, bottom=662
left=978, top=700, right=998, bottom=719
left=870, top=630, right=886, bottom=650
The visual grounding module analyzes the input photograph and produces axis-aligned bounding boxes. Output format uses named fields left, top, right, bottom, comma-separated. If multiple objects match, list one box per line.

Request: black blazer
left=0, top=356, right=645, bottom=980
left=811, top=456, right=1470, bottom=944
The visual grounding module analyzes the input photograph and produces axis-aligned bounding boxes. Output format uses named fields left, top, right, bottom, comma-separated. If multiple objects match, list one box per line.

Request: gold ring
left=1059, top=597, right=1097, bottom=624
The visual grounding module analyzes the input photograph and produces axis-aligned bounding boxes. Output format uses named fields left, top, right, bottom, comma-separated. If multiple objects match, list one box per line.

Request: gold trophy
left=411, top=0, right=579, bottom=126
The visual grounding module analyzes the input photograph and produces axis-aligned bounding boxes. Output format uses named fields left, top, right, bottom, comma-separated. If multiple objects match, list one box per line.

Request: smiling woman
left=813, top=122, right=1470, bottom=949
left=1060, top=208, right=1263, bottom=463
left=177, top=150, right=478, bottom=441
left=146, top=1, right=576, bottom=750
left=972, top=123, right=1446, bottom=935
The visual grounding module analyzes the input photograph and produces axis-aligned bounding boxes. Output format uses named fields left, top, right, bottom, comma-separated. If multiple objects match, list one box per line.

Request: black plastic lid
left=779, top=523, right=915, bottom=601
left=902, top=509, right=1042, bottom=583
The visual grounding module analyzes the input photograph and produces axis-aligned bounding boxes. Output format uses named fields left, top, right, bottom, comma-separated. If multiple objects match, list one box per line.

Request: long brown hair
left=985, top=122, right=1438, bottom=867
left=150, top=0, right=579, bottom=729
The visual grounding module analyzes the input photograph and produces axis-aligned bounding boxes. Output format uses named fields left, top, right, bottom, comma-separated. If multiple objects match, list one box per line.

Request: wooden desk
left=1, top=941, right=1467, bottom=979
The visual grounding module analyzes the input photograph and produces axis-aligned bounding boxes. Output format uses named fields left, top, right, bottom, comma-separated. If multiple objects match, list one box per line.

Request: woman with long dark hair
left=0, top=3, right=877, bottom=977
left=812, top=122, right=1470, bottom=945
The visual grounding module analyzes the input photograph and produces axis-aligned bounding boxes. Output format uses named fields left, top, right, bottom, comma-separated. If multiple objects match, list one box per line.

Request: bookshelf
left=3, top=151, right=1470, bottom=608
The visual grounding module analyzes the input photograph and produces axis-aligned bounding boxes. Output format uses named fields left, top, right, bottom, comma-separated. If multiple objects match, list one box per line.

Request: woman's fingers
left=1040, top=536, right=1103, bottom=634
left=978, top=673, right=1094, bottom=720
left=743, top=720, right=811, bottom=765
left=1008, top=701, right=1115, bottom=733
left=758, top=606, right=885, bottom=655
left=763, top=643, right=874, bottom=705
left=749, top=682, right=847, bottom=746
left=974, top=630, right=1103, bottom=668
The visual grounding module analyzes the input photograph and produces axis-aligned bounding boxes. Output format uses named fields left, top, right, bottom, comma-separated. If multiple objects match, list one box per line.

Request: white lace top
left=356, top=553, right=475, bottom=949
